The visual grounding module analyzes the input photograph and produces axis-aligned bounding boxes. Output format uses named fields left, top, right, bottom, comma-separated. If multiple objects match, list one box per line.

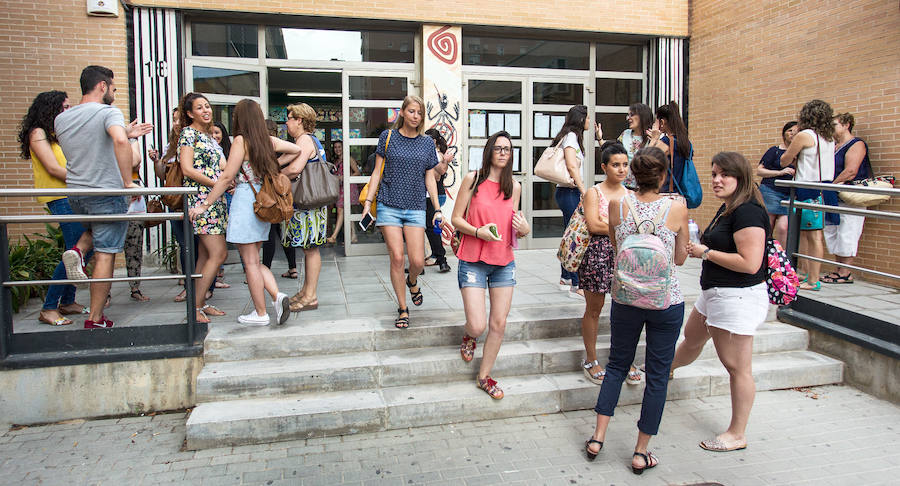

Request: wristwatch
left=701, top=248, right=711, bottom=261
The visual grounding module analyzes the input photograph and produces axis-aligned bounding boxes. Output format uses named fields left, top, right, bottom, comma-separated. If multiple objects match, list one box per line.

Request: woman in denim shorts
left=451, top=131, right=530, bottom=400
left=360, top=95, right=443, bottom=329
left=755, top=121, right=797, bottom=246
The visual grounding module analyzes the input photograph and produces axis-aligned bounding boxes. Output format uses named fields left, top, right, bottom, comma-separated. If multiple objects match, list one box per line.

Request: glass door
left=341, top=69, right=415, bottom=256
left=527, top=78, right=591, bottom=248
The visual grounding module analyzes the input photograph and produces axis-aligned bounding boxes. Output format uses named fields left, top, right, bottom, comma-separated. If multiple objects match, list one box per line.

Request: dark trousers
left=425, top=197, right=446, bottom=264
left=594, top=301, right=685, bottom=436
left=262, top=224, right=297, bottom=270
left=172, top=222, right=215, bottom=294
left=555, top=186, right=581, bottom=286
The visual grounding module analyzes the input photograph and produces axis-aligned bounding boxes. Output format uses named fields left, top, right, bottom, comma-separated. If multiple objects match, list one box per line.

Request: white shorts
left=694, top=283, right=768, bottom=336
left=824, top=205, right=865, bottom=257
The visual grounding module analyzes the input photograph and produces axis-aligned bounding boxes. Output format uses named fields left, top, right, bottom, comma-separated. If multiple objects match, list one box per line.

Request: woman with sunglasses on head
left=191, top=99, right=301, bottom=326
left=597, top=103, right=655, bottom=189
left=19, top=91, right=91, bottom=326
left=360, top=95, right=442, bottom=329
left=453, top=131, right=530, bottom=399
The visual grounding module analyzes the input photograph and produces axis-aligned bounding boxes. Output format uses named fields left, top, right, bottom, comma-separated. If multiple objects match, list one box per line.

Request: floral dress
left=578, top=185, right=615, bottom=293
left=179, top=126, right=227, bottom=235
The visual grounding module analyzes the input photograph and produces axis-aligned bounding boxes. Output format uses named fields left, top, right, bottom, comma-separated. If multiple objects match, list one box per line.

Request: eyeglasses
left=492, top=146, right=511, bottom=154
left=625, top=113, right=635, bottom=119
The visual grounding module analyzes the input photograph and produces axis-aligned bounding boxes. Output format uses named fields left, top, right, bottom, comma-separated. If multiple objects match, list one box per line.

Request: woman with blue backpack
left=583, top=146, right=688, bottom=474
left=650, top=101, right=702, bottom=208
left=671, top=152, right=770, bottom=453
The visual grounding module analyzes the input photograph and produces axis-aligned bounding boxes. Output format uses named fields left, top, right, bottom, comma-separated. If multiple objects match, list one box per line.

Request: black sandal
left=130, top=289, right=150, bottom=302
left=821, top=272, right=854, bottom=284
left=395, top=307, right=409, bottom=329
left=584, top=439, right=603, bottom=461
left=406, top=277, right=423, bottom=306
left=631, top=451, right=658, bottom=475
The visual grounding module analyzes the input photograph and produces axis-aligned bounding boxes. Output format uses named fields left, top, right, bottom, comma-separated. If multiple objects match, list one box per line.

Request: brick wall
left=0, top=1, right=129, bottom=238
left=132, top=0, right=689, bottom=36
left=688, top=0, right=900, bottom=286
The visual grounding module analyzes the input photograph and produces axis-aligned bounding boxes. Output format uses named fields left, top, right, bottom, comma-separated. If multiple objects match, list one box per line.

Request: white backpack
left=612, top=195, right=674, bottom=310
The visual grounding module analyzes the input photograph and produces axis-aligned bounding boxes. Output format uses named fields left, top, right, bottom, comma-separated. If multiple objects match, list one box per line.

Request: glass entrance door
left=341, top=69, right=416, bottom=256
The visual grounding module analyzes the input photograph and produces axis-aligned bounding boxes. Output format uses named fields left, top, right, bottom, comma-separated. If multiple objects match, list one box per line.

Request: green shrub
left=8, top=224, right=64, bottom=313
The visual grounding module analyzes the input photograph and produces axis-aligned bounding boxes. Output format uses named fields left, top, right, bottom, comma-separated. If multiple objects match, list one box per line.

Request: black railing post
left=182, top=195, right=197, bottom=344
left=786, top=186, right=800, bottom=269
left=0, top=224, right=12, bottom=359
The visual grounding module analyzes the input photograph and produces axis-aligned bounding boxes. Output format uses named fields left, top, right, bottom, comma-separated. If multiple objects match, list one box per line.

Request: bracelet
left=434, top=209, right=442, bottom=213
left=474, top=228, right=479, bottom=239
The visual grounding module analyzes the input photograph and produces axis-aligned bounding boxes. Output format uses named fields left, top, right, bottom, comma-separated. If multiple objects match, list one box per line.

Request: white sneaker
left=273, top=292, right=290, bottom=326
left=238, top=310, right=270, bottom=326
left=558, top=278, right=573, bottom=291
left=62, top=248, right=89, bottom=285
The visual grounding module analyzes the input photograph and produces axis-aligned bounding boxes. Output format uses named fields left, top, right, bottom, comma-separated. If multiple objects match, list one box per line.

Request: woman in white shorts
left=671, top=152, right=770, bottom=452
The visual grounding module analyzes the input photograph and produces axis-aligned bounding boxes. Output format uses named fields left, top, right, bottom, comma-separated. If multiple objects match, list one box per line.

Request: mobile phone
left=359, top=213, right=375, bottom=231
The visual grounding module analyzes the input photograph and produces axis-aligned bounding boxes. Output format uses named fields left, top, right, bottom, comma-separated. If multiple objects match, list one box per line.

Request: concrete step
left=203, top=304, right=589, bottom=362
left=196, top=322, right=809, bottom=402
left=185, top=350, right=842, bottom=449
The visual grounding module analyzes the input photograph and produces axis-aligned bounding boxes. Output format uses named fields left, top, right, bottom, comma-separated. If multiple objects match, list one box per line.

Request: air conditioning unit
left=87, top=0, right=118, bottom=17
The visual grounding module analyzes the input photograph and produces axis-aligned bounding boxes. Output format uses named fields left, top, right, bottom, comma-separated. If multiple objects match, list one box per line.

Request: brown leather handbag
left=161, top=161, right=184, bottom=210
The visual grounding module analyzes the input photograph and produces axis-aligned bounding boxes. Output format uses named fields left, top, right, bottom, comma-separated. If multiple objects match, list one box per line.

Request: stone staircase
left=184, top=302, right=843, bottom=449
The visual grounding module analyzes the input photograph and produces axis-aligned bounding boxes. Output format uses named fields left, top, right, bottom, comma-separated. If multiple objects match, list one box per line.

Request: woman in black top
left=671, top=152, right=769, bottom=453
left=756, top=121, right=797, bottom=246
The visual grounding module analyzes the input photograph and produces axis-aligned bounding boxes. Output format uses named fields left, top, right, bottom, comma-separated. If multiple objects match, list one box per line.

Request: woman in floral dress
left=177, top=92, right=228, bottom=324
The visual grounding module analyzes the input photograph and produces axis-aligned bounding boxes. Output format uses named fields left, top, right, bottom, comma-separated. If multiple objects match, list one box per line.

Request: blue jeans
left=555, top=186, right=581, bottom=287
left=594, top=301, right=685, bottom=436
left=43, top=198, right=93, bottom=310
left=458, top=260, right=516, bottom=288
left=375, top=204, right=426, bottom=228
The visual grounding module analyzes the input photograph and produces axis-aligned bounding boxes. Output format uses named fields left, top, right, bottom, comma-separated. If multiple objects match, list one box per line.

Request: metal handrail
left=0, top=187, right=198, bottom=197
left=0, top=188, right=202, bottom=360
left=4, top=274, right=203, bottom=287
left=780, top=200, right=900, bottom=221
left=775, top=180, right=899, bottom=196
left=793, top=253, right=900, bottom=281
left=0, top=213, right=186, bottom=224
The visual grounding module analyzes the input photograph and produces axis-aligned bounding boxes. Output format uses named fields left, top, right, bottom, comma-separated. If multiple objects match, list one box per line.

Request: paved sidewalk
left=2, top=385, right=897, bottom=486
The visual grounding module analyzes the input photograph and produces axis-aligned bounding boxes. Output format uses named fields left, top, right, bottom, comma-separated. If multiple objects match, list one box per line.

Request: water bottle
left=688, top=219, right=700, bottom=244
left=433, top=218, right=443, bottom=235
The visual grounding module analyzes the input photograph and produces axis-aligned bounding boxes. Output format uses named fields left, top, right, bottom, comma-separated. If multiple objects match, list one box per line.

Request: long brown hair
left=711, top=151, right=764, bottom=216
left=163, top=92, right=208, bottom=163
left=232, top=99, right=278, bottom=179
left=471, top=131, right=514, bottom=200
left=655, top=101, right=691, bottom=159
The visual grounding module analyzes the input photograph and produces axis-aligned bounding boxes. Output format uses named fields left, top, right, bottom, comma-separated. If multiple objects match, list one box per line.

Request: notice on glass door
left=534, top=113, right=550, bottom=138
left=550, top=115, right=566, bottom=138
left=469, top=111, right=486, bottom=138
left=488, top=113, right=505, bottom=135
left=505, top=113, right=520, bottom=137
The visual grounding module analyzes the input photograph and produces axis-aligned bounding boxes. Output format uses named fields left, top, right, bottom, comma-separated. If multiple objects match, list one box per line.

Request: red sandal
left=477, top=376, right=504, bottom=400
left=460, top=334, right=476, bottom=362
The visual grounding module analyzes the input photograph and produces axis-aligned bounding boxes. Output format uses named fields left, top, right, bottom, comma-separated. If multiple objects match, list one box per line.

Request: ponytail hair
left=655, top=101, right=691, bottom=159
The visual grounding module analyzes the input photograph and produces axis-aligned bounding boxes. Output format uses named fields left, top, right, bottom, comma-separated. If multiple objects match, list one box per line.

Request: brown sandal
left=201, top=304, right=226, bottom=316
left=477, top=376, right=504, bottom=399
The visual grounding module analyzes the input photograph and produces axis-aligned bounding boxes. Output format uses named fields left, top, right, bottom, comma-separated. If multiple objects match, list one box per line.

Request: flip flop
left=58, top=304, right=87, bottom=315
left=214, top=280, right=231, bottom=289
left=289, top=298, right=318, bottom=312
left=821, top=272, right=853, bottom=284
left=39, top=314, right=73, bottom=326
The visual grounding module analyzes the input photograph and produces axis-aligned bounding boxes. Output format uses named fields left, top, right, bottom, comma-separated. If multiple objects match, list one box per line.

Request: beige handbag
left=534, top=140, right=575, bottom=187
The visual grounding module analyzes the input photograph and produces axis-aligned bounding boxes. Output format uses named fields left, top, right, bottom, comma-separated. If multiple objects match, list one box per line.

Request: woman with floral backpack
left=671, top=152, right=770, bottom=453
left=582, top=146, right=688, bottom=474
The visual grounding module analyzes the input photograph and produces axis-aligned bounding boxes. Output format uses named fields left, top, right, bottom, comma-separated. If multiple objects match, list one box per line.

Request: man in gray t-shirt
left=54, top=65, right=152, bottom=328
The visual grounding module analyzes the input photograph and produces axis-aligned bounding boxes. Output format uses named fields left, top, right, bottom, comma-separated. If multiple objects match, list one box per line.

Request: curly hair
left=797, top=99, right=834, bottom=142
left=18, top=91, right=68, bottom=159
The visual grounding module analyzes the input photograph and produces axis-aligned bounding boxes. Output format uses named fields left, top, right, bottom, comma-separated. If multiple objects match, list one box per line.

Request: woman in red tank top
left=451, top=131, right=530, bottom=400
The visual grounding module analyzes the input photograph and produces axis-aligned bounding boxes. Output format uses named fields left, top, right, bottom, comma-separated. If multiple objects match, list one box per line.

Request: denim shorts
left=759, top=184, right=789, bottom=216
left=375, top=204, right=426, bottom=228
left=68, top=195, right=128, bottom=253
left=458, top=260, right=516, bottom=289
